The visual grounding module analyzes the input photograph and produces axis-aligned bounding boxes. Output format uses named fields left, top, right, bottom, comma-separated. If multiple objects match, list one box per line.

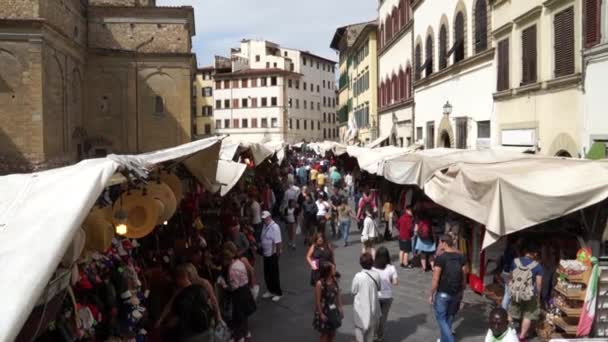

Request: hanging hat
left=160, top=172, right=183, bottom=203
left=82, top=206, right=115, bottom=253
left=112, top=190, right=162, bottom=239
left=61, top=227, right=86, bottom=267
left=145, top=181, right=177, bottom=224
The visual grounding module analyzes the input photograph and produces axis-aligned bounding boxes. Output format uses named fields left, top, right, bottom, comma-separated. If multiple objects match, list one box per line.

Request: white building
left=378, top=0, right=415, bottom=147
left=582, top=0, right=608, bottom=157
left=213, top=40, right=338, bottom=143
left=413, top=0, right=495, bottom=150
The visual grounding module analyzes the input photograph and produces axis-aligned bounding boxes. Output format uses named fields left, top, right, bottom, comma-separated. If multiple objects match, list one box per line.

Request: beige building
left=0, top=0, right=196, bottom=174
left=194, top=67, right=215, bottom=138
left=331, top=21, right=379, bottom=145
left=492, top=0, right=583, bottom=157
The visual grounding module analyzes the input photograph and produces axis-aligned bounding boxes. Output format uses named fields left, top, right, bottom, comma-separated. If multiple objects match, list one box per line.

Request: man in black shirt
left=429, top=235, right=466, bottom=342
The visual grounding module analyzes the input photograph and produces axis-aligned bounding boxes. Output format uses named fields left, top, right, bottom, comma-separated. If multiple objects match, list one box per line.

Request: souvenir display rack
left=550, top=260, right=591, bottom=338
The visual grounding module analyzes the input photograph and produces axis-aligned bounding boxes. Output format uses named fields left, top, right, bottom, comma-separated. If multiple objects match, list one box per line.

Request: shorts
left=399, top=240, right=412, bottom=253
left=509, top=299, right=540, bottom=321
left=363, top=238, right=376, bottom=249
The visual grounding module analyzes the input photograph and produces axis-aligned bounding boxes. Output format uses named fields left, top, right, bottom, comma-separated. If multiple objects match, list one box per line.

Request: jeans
left=434, top=292, right=457, bottom=342
left=376, top=298, right=393, bottom=341
left=501, top=272, right=511, bottom=310
left=339, top=219, right=351, bottom=244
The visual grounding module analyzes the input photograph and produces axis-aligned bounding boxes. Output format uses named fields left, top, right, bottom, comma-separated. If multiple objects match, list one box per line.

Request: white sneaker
left=262, top=292, right=273, bottom=299
left=271, top=295, right=282, bottom=302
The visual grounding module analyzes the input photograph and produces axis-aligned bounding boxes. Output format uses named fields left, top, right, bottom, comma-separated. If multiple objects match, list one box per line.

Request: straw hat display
left=145, top=181, right=177, bottom=224
left=160, top=172, right=183, bottom=203
left=112, top=190, right=162, bottom=239
left=82, top=206, right=115, bottom=253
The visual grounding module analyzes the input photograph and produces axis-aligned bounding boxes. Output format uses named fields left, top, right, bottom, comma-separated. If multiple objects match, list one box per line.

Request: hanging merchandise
left=146, top=181, right=177, bottom=224
left=160, top=171, right=184, bottom=203
left=112, top=190, right=162, bottom=239
left=82, top=206, right=115, bottom=253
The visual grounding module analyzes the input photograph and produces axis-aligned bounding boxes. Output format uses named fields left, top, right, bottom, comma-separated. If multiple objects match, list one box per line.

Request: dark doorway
left=440, top=131, right=451, bottom=148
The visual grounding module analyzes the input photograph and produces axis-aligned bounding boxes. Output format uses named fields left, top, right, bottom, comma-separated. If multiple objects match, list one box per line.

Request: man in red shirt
left=397, top=205, right=414, bottom=268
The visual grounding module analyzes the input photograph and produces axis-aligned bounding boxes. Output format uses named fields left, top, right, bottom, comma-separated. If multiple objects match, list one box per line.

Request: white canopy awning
left=220, top=138, right=274, bottom=166
left=424, top=158, right=608, bottom=248
left=366, top=135, right=390, bottom=148
left=216, top=160, right=247, bottom=196
left=356, top=146, right=411, bottom=175
left=0, top=137, right=222, bottom=342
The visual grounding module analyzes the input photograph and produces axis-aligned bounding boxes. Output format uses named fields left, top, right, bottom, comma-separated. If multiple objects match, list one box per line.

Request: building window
left=204, top=124, right=211, bottom=135
left=271, top=118, right=278, bottom=128
left=261, top=77, right=268, bottom=86
left=456, top=117, right=468, bottom=148
left=256, top=55, right=260, bottom=62
left=584, top=0, right=601, bottom=48
left=252, top=118, right=258, bottom=128
left=215, top=119, right=221, bottom=129
left=295, top=80, right=300, bottom=89
left=266, top=62, right=270, bottom=68
left=317, top=102, right=320, bottom=111
left=215, top=80, right=222, bottom=89
left=215, top=99, right=221, bottom=109
left=426, top=121, right=435, bottom=148
left=241, top=79, right=248, bottom=88
left=304, top=100, right=307, bottom=109
left=252, top=78, right=258, bottom=87
left=323, top=80, right=326, bottom=88
left=311, top=120, right=314, bottom=130
left=303, top=57, right=307, bottom=66
left=453, top=12, right=465, bottom=63
left=271, top=76, right=277, bottom=86
left=554, top=7, right=575, bottom=77
left=224, top=119, right=230, bottom=128
left=289, top=118, right=293, bottom=129
left=304, top=120, right=307, bottom=130
left=297, top=119, right=300, bottom=129
left=232, top=99, right=239, bottom=108
left=154, top=96, right=164, bottom=113
left=415, top=44, right=422, bottom=81
left=296, top=99, right=300, bottom=109
left=271, top=97, right=278, bottom=106
left=273, top=62, right=277, bottom=68
left=224, top=99, right=230, bottom=108
left=261, top=97, right=268, bottom=107
left=242, top=119, right=248, bottom=128
left=323, top=113, right=327, bottom=122
left=304, top=82, right=307, bottom=90
left=224, top=80, right=230, bottom=89
left=232, top=80, right=239, bottom=88
left=317, top=121, right=321, bottom=130
left=522, top=25, right=538, bottom=85
left=439, top=25, right=448, bottom=70
left=203, top=87, right=213, bottom=97
left=477, top=120, right=490, bottom=138
left=252, top=98, right=258, bottom=107
left=497, top=39, right=510, bottom=91
left=324, top=128, right=327, bottom=139
left=261, top=118, right=268, bottom=128
left=203, top=106, right=213, bottom=116
left=288, top=79, right=293, bottom=88
left=317, top=61, right=320, bottom=69
left=425, top=35, right=434, bottom=77
left=233, top=119, right=239, bottom=128
left=203, top=73, right=211, bottom=81
left=474, top=0, right=488, bottom=53
left=242, top=98, right=249, bottom=108
left=317, top=85, right=320, bottom=93
left=416, top=127, right=423, bottom=140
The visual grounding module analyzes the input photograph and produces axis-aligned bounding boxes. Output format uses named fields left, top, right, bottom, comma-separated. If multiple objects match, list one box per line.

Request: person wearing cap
left=260, top=211, right=283, bottom=302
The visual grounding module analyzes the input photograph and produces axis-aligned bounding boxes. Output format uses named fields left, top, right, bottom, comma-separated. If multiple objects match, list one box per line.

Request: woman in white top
left=315, top=193, right=331, bottom=235
left=361, top=208, right=378, bottom=256
left=285, top=199, right=298, bottom=250
left=371, top=247, right=398, bottom=342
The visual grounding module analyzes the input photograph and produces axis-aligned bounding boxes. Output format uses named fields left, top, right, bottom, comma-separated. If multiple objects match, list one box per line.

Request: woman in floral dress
left=313, top=262, right=344, bottom=342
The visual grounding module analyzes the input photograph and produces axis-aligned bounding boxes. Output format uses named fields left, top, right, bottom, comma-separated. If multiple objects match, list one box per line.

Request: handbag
left=214, top=320, right=230, bottom=342
left=326, top=305, right=342, bottom=329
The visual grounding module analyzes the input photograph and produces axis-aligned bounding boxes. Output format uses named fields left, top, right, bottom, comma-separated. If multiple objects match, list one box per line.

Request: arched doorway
left=440, top=131, right=451, bottom=148
left=555, top=150, right=572, bottom=158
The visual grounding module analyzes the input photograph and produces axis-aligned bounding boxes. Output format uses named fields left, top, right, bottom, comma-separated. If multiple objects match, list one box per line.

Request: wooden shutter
left=455, top=12, right=465, bottom=63
left=426, top=35, right=434, bottom=76
left=439, top=25, right=448, bottom=70
left=585, top=0, right=601, bottom=47
left=415, top=45, right=422, bottom=80
left=497, top=39, right=510, bottom=91
left=554, top=7, right=575, bottom=77
left=475, top=0, right=488, bottom=53
left=522, top=25, right=537, bottom=84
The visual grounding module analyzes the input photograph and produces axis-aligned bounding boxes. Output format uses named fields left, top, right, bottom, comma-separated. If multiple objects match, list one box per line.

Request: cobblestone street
left=250, top=222, right=493, bottom=342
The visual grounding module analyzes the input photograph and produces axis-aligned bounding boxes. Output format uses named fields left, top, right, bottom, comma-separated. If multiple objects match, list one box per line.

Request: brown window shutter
left=497, top=39, right=510, bottom=91
left=584, top=0, right=601, bottom=47
left=415, top=44, right=422, bottom=80
left=475, top=0, right=488, bottom=53
left=439, top=25, right=448, bottom=70
left=522, top=25, right=537, bottom=84
left=454, top=12, right=465, bottom=63
left=554, top=7, right=575, bottom=77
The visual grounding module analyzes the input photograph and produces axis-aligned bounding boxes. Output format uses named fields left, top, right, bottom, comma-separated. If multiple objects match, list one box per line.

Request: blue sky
left=157, top=0, right=377, bottom=67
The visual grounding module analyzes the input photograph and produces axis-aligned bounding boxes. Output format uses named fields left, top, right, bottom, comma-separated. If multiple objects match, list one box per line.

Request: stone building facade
left=194, top=66, right=216, bottom=138
left=0, top=0, right=196, bottom=173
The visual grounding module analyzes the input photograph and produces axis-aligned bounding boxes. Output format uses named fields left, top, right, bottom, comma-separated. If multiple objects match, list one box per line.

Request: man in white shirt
left=260, top=211, right=283, bottom=302
left=485, top=308, right=519, bottom=342
left=345, top=172, right=354, bottom=198
left=352, top=253, right=381, bottom=342
left=249, top=192, right=262, bottom=241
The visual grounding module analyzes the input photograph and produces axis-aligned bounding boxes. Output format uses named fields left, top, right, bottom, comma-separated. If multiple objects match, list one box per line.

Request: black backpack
left=173, top=284, right=212, bottom=333
left=303, top=200, right=318, bottom=217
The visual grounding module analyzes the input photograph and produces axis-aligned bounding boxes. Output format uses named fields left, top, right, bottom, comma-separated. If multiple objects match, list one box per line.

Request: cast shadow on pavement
left=333, top=313, right=427, bottom=342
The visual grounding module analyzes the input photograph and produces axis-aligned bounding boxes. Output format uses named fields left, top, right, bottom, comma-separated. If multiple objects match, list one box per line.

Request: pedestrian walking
left=352, top=253, right=381, bottom=342
left=397, top=206, right=414, bottom=268
left=485, top=307, right=519, bottom=342
left=249, top=192, right=262, bottom=242
left=302, top=192, right=318, bottom=245
left=372, top=247, right=398, bottom=342
left=284, top=199, right=298, bottom=249
left=361, top=208, right=379, bottom=256
left=313, top=262, right=344, bottom=342
left=329, top=187, right=343, bottom=238
left=429, top=234, right=466, bottom=342
left=315, top=193, right=331, bottom=234
left=330, top=168, right=342, bottom=189
left=508, top=241, right=543, bottom=341
left=306, top=232, right=335, bottom=286
left=415, top=214, right=436, bottom=272
left=345, top=172, right=354, bottom=199
left=337, top=198, right=357, bottom=247
left=260, top=211, right=283, bottom=302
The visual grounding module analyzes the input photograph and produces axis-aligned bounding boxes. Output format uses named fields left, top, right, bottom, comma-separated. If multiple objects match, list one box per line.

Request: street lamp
left=443, top=101, right=453, bottom=116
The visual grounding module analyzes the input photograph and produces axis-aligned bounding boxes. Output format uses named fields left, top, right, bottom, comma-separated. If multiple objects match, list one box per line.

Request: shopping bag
left=296, top=224, right=302, bottom=235
left=214, top=320, right=231, bottom=342
left=251, top=284, right=260, bottom=301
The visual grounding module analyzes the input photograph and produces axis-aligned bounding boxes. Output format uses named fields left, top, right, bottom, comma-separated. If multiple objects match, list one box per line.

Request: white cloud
left=156, top=0, right=377, bottom=66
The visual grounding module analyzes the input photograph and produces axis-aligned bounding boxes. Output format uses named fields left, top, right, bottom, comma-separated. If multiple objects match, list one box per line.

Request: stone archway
left=547, top=133, right=579, bottom=158
left=437, top=114, right=455, bottom=148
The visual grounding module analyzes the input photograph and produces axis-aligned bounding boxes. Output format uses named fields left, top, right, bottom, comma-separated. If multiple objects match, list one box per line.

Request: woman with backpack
left=313, top=261, right=344, bottom=342
left=414, top=214, right=436, bottom=272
